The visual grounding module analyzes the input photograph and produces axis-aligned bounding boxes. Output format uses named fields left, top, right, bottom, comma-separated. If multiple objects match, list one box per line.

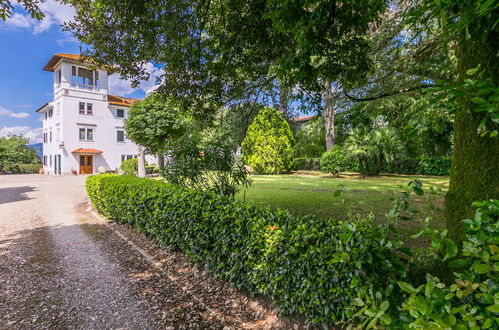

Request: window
left=43, top=133, right=47, bottom=143
left=117, top=109, right=124, bottom=118
left=79, top=102, right=93, bottom=115
left=56, top=102, right=60, bottom=116
left=79, top=128, right=94, bottom=141
left=48, top=109, right=53, bottom=118
left=56, top=69, right=61, bottom=85
left=79, top=128, right=86, bottom=140
left=71, top=66, right=99, bottom=90
left=56, top=128, right=60, bottom=142
left=44, top=112, right=48, bottom=120
left=49, top=131, right=52, bottom=142
left=49, top=155, right=52, bottom=166
left=117, top=130, right=125, bottom=142
left=43, top=156, right=47, bottom=165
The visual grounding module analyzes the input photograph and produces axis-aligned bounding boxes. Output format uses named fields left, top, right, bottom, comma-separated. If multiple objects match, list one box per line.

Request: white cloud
left=16, top=104, right=33, bottom=108
left=0, top=126, right=43, bottom=143
left=0, top=106, right=30, bottom=119
left=108, top=62, right=164, bottom=97
left=3, top=0, right=75, bottom=34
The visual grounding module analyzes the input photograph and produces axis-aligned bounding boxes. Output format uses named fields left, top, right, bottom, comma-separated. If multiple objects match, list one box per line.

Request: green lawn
left=235, top=171, right=449, bottom=239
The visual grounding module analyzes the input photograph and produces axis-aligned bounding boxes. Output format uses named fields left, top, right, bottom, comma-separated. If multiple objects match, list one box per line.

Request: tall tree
left=0, top=135, right=38, bottom=171
left=407, top=0, right=499, bottom=242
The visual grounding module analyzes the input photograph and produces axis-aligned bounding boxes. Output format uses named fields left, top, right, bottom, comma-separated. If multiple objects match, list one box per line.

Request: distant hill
left=27, top=143, right=43, bottom=160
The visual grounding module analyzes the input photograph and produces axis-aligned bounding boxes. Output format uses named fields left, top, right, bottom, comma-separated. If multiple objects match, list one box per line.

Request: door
left=79, top=155, right=93, bottom=174
left=57, top=155, right=62, bottom=175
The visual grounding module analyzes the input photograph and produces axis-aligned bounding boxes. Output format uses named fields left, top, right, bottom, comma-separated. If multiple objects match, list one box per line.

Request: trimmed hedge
left=291, top=157, right=320, bottom=170
left=87, top=174, right=405, bottom=324
left=320, top=148, right=348, bottom=175
left=420, top=156, right=451, bottom=176
left=3, top=163, right=41, bottom=174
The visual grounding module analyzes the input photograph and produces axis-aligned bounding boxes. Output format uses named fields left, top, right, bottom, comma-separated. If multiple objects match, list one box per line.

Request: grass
left=235, top=171, right=449, bottom=240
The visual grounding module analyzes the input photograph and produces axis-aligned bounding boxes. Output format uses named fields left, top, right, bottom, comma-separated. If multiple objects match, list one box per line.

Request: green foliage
left=86, top=174, right=406, bottom=325
left=291, top=157, right=320, bottom=171
left=320, top=147, right=348, bottom=176
left=120, top=158, right=138, bottom=176
left=345, top=127, right=403, bottom=175
left=0, top=0, right=44, bottom=21
left=162, top=137, right=251, bottom=197
left=292, top=117, right=326, bottom=158
left=125, top=94, right=189, bottom=153
left=0, top=135, right=39, bottom=170
left=395, top=200, right=499, bottom=329
left=3, top=163, right=42, bottom=174
left=420, top=156, right=452, bottom=176
left=242, top=107, right=295, bottom=174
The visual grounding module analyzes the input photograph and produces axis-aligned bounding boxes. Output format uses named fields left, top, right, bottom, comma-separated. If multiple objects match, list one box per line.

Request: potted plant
left=71, top=169, right=77, bottom=175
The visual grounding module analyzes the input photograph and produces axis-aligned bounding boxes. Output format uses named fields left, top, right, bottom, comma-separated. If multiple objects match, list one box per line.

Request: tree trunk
left=137, top=145, right=146, bottom=178
left=323, top=81, right=335, bottom=151
left=444, top=18, right=499, bottom=243
left=278, top=87, right=289, bottom=118
left=158, top=153, right=165, bottom=170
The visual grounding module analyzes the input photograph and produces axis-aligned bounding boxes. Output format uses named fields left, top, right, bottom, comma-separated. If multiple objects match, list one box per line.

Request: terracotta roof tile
left=108, top=94, right=140, bottom=107
left=72, top=148, right=103, bottom=154
left=43, top=53, right=116, bottom=73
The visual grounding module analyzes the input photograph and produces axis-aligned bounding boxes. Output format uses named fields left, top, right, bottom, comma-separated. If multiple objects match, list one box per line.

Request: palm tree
left=370, top=128, right=403, bottom=175
left=345, top=127, right=371, bottom=175
left=346, top=127, right=403, bottom=175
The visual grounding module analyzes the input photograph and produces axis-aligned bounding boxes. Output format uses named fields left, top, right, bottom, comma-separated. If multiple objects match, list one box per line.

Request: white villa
left=37, top=54, right=142, bottom=175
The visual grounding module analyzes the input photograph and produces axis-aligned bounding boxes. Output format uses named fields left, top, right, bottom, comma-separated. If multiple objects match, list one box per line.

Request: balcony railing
left=55, top=82, right=108, bottom=94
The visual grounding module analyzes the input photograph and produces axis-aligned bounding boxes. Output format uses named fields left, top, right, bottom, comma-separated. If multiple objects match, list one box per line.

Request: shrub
left=420, top=156, right=451, bottom=176
left=242, top=107, right=295, bottom=174
left=393, top=200, right=498, bottom=329
left=291, top=157, right=320, bottom=170
left=3, top=163, right=41, bottom=174
left=292, top=117, right=326, bottom=158
left=162, top=137, right=251, bottom=197
left=320, top=147, right=348, bottom=176
left=120, top=158, right=139, bottom=175
left=86, top=174, right=406, bottom=325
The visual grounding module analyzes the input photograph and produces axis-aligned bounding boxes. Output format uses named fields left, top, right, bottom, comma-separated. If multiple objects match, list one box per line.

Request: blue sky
left=0, top=1, right=160, bottom=143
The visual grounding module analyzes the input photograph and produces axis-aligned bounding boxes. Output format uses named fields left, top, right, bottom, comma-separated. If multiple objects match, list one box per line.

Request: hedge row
left=86, top=174, right=405, bottom=324
left=3, top=163, right=41, bottom=174
left=291, top=157, right=321, bottom=170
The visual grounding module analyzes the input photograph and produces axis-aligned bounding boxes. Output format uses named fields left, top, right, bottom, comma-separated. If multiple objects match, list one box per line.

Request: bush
left=420, top=156, right=451, bottom=176
left=242, top=107, right=295, bottom=174
left=162, top=137, right=251, bottom=197
left=393, top=200, right=498, bottom=329
left=87, top=174, right=406, bottom=325
left=381, top=158, right=423, bottom=175
left=291, top=157, right=320, bottom=170
left=120, top=158, right=138, bottom=175
left=292, top=117, right=326, bottom=158
left=320, top=147, right=348, bottom=176
left=3, top=163, right=41, bottom=174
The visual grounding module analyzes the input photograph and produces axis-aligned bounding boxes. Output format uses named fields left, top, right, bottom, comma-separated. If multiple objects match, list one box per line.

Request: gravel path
left=0, top=175, right=300, bottom=329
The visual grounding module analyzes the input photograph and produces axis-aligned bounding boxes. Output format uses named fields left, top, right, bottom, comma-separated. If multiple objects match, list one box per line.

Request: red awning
left=72, top=148, right=103, bottom=154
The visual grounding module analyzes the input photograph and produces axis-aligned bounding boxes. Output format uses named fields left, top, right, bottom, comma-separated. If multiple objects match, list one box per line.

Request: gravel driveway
left=0, top=175, right=296, bottom=329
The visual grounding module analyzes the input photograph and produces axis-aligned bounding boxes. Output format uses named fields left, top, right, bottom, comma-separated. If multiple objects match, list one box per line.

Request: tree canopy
left=0, top=135, right=38, bottom=169
left=124, top=94, right=189, bottom=153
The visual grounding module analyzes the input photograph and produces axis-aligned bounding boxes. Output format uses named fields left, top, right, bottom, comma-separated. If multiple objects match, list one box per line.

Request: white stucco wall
left=41, top=59, right=151, bottom=175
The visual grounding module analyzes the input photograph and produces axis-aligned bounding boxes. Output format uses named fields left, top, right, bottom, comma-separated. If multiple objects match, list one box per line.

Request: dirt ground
left=0, top=174, right=304, bottom=329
